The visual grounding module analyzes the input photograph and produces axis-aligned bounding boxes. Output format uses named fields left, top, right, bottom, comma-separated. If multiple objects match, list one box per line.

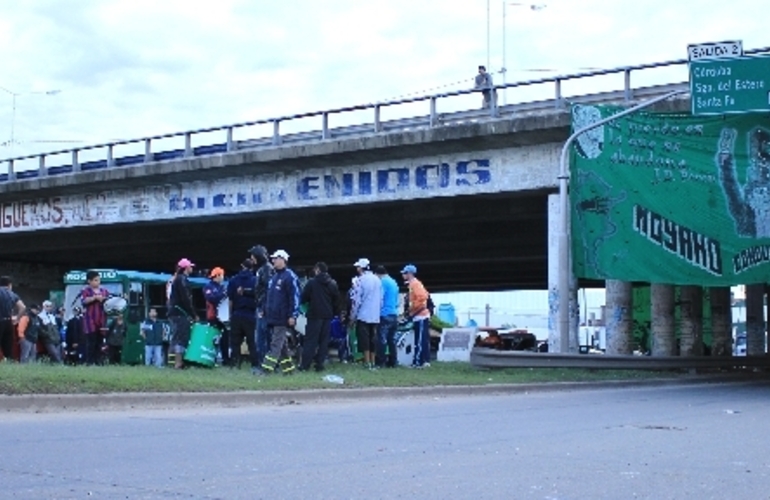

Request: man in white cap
left=350, top=258, right=382, bottom=370
left=260, top=249, right=300, bottom=375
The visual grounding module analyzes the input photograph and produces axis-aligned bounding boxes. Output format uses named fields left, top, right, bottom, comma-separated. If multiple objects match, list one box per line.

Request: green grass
left=0, top=361, right=683, bottom=395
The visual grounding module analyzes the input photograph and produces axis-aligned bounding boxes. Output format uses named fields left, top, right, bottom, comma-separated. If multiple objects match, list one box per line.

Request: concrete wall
left=0, top=145, right=559, bottom=233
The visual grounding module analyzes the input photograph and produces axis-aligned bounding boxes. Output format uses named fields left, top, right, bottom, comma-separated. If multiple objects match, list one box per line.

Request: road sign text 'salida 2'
left=688, top=41, right=770, bottom=116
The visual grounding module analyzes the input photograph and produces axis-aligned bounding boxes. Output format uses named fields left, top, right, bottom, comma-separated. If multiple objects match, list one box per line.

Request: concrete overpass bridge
left=7, top=49, right=766, bottom=299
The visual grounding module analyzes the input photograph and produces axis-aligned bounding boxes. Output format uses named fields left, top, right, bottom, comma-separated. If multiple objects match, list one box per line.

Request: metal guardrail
left=3, top=46, right=769, bottom=183
left=470, top=348, right=770, bottom=371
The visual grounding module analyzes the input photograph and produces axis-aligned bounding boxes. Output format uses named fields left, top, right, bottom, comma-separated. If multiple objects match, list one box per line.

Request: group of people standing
left=166, top=245, right=434, bottom=374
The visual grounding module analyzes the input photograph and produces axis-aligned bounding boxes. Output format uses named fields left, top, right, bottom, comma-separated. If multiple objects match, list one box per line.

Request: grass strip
left=0, top=361, right=682, bottom=395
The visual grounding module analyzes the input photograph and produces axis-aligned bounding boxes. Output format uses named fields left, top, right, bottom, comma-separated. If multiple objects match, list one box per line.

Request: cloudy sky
left=0, top=0, right=767, bottom=165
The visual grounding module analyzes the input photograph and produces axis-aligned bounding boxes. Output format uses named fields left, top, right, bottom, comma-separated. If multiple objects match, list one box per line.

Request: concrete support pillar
left=547, top=195, right=560, bottom=352
left=745, top=284, right=766, bottom=356
left=679, top=286, right=703, bottom=357
left=651, top=284, right=675, bottom=356
left=710, top=287, right=732, bottom=357
left=605, top=280, right=633, bottom=355
left=548, top=194, right=577, bottom=353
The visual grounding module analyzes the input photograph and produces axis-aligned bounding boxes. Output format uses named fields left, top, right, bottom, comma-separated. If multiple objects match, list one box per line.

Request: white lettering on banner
left=0, top=148, right=555, bottom=233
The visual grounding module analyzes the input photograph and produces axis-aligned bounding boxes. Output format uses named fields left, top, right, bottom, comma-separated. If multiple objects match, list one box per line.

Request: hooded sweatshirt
left=300, top=272, right=341, bottom=320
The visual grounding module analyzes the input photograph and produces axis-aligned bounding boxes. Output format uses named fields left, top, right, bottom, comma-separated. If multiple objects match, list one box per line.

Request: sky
left=1, top=0, right=768, bottom=165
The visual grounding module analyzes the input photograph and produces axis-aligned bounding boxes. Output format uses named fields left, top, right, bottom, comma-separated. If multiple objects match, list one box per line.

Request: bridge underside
left=1, top=190, right=556, bottom=291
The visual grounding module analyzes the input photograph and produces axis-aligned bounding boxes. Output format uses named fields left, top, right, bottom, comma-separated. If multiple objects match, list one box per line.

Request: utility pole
left=487, top=0, right=491, bottom=70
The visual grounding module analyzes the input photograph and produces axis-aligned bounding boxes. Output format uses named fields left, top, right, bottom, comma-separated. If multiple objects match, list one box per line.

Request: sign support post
left=556, top=89, right=688, bottom=352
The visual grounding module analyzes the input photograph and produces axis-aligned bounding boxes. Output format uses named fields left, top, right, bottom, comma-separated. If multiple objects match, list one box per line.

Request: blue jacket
left=380, top=275, right=399, bottom=317
left=203, top=280, right=227, bottom=321
left=265, top=267, right=300, bottom=327
left=227, top=270, right=257, bottom=319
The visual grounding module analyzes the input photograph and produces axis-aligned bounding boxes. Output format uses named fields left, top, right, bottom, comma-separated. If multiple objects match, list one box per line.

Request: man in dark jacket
left=249, top=244, right=274, bottom=366
left=168, top=258, right=198, bottom=369
left=65, top=306, right=85, bottom=365
left=106, top=315, right=126, bottom=365
left=299, top=262, right=340, bottom=372
left=260, top=249, right=299, bottom=375
left=227, top=259, right=258, bottom=370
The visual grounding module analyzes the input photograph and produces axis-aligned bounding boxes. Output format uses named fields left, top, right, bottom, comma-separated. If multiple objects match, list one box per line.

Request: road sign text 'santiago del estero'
left=690, top=55, right=770, bottom=115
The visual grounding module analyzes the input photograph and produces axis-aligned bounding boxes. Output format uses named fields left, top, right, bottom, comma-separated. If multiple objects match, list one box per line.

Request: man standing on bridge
left=0, top=276, right=25, bottom=361
left=474, top=65, right=496, bottom=109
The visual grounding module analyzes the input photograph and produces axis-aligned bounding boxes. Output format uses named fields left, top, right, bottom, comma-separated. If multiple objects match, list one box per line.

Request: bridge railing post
left=489, top=88, right=498, bottom=117
left=624, top=69, right=633, bottom=102
left=185, top=132, right=193, bottom=157
left=429, top=97, right=437, bottom=127
left=272, top=120, right=281, bottom=146
left=39, top=155, right=47, bottom=177
left=554, top=78, right=563, bottom=108
left=107, top=144, right=115, bottom=167
left=8, top=159, right=14, bottom=181
left=144, top=139, right=152, bottom=162
left=322, top=112, right=329, bottom=140
left=374, top=105, right=381, bottom=133
left=72, top=150, right=80, bottom=172
left=226, top=127, right=236, bottom=152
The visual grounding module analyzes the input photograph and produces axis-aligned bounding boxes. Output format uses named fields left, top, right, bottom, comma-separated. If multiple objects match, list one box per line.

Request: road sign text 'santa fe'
left=690, top=55, right=770, bottom=115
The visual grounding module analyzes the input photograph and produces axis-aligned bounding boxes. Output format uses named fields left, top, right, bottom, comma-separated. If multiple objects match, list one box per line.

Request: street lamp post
left=0, top=86, right=61, bottom=153
left=502, top=2, right=546, bottom=105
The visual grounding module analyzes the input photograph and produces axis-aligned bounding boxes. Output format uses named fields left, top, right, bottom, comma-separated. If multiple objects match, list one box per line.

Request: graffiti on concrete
left=0, top=146, right=557, bottom=233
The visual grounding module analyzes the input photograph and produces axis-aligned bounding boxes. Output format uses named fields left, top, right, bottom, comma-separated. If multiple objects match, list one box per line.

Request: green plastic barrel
left=183, top=323, right=218, bottom=367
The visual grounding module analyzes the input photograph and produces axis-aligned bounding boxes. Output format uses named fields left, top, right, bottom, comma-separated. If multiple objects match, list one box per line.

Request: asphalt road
left=1, top=381, right=769, bottom=500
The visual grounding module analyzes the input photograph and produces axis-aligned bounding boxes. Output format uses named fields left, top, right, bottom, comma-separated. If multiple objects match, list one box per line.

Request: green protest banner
left=570, top=104, right=770, bottom=285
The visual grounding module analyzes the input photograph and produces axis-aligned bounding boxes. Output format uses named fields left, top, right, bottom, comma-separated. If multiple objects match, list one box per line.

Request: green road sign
left=690, top=55, right=770, bottom=115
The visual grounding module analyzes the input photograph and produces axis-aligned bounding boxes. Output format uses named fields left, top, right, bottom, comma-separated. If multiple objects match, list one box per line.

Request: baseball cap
left=354, top=258, right=370, bottom=268
left=400, top=264, right=417, bottom=274
left=177, top=258, right=195, bottom=269
left=209, top=267, right=225, bottom=278
left=270, top=249, right=290, bottom=261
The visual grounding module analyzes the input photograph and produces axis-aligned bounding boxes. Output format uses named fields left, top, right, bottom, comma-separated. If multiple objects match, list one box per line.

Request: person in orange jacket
left=400, top=264, right=431, bottom=368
